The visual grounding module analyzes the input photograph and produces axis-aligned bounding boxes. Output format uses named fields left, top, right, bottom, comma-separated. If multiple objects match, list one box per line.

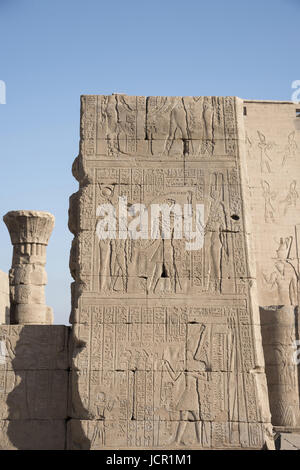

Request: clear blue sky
left=0, top=0, right=299, bottom=324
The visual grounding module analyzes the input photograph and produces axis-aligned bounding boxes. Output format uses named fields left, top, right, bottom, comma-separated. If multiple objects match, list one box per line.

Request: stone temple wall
left=0, top=210, right=69, bottom=449
left=242, top=101, right=300, bottom=433
left=0, top=325, right=69, bottom=449
left=67, top=95, right=276, bottom=449
left=0, top=96, right=299, bottom=450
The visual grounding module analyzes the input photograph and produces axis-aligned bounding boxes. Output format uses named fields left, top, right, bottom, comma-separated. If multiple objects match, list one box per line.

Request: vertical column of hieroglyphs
left=243, top=101, right=300, bottom=431
left=68, top=95, right=273, bottom=449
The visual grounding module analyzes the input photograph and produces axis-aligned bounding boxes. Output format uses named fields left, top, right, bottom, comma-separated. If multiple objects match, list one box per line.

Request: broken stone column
left=3, top=210, right=55, bottom=324
left=260, top=306, right=300, bottom=429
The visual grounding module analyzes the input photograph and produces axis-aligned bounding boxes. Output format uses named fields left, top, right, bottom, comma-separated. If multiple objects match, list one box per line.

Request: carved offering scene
left=67, top=95, right=277, bottom=449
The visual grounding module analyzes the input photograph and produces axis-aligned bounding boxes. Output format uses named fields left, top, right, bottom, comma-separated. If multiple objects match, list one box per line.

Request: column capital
left=3, top=210, right=55, bottom=324
left=3, top=210, right=55, bottom=245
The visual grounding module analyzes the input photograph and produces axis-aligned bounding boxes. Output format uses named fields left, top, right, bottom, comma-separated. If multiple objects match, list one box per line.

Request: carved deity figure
left=263, top=237, right=298, bottom=305
left=279, top=180, right=299, bottom=216
left=163, top=325, right=207, bottom=446
left=97, top=185, right=116, bottom=293
left=257, top=130, right=274, bottom=173
left=261, top=180, right=276, bottom=223
left=163, top=98, right=190, bottom=156
left=110, top=239, right=128, bottom=292
left=148, top=201, right=181, bottom=294
left=264, top=261, right=297, bottom=305
left=102, top=95, right=120, bottom=156
left=205, top=173, right=228, bottom=293
left=282, top=131, right=298, bottom=167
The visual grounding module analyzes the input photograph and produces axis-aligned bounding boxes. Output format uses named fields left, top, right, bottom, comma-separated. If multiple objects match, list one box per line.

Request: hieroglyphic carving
left=81, top=96, right=97, bottom=156
left=282, top=131, right=298, bottom=167
left=70, top=300, right=264, bottom=448
left=205, top=172, right=228, bottom=293
left=257, top=130, right=275, bottom=173
left=243, top=101, right=300, bottom=435
left=68, top=95, right=272, bottom=449
left=81, top=96, right=238, bottom=158
left=279, top=180, right=299, bottom=216
left=261, top=180, right=276, bottom=224
left=262, top=236, right=298, bottom=306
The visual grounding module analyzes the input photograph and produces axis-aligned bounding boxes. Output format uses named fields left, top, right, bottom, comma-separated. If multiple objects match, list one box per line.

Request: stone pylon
left=3, top=210, right=55, bottom=324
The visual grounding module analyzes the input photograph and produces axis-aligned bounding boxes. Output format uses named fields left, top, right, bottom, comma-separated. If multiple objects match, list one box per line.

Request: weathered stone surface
left=67, top=95, right=274, bottom=449
left=67, top=419, right=273, bottom=449
left=70, top=369, right=269, bottom=422
left=0, top=324, right=69, bottom=448
left=1, top=95, right=298, bottom=450
left=260, top=307, right=300, bottom=428
left=71, top=312, right=265, bottom=373
left=0, top=270, right=9, bottom=324
left=0, top=419, right=66, bottom=450
left=0, top=370, right=68, bottom=419
left=242, top=101, right=300, bottom=431
left=0, top=325, right=69, bottom=370
left=78, top=95, right=239, bottom=161
left=3, top=211, right=55, bottom=324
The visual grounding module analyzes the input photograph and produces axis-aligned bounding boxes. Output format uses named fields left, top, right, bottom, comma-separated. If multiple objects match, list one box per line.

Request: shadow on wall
left=5, top=306, right=9, bottom=324
left=67, top=334, right=91, bottom=450
left=1, top=325, right=70, bottom=450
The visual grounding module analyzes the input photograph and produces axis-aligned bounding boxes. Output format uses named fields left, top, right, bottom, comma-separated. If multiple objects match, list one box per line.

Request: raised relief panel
left=0, top=325, right=69, bottom=370
left=243, top=101, right=300, bottom=432
left=68, top=95, right=273, bottom=449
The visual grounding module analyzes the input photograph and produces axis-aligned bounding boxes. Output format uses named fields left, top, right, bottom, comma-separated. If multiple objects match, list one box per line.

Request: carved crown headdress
left=276, top=236, right=293, bottom=260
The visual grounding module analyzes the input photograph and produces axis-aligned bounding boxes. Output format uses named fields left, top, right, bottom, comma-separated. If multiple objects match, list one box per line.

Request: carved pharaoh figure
left=147, top=200, right=181, bottom=294
left=97, top=185, right=115, bottom=293
left=205, top=173, right=228, bottom=293
left=279, top=180, right=299, bottom=216
left=263, top=237, right=298, bottom=305
left=261, top=180, right=276, bottom=223
left=257, top=130, right=274, bottom=173
left=163, top=98, right=191, bottom=156
left=163, top=325, right=207, bottom=446
left=282, top=131, right=298, bottom=167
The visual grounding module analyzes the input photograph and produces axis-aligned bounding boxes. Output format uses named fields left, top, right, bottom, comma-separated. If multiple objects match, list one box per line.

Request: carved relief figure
left=97, top=185, right=116, bottom=293
left=163, top=98, right=191, bottom=156
left=257, top=130, right=274, bottom=173
left=147, top=200, right=181, bottom=294
left=205, top=173, right=228, bottom=292
left=261, top=180, right=276, bottom=223
left=273, top=341, right=299, bottom=427
left=201, top=98, right=214, bottom=156
left=100, top=95, right=137, bottom=156
left=102, top=95, right=120, bottom=156
left=263, top=237, right=298, bottom=305
left=282, top=131, right=298, bottom=167
left=110, top=238, right=128, bottom=292
left=279, top=180, right=299, bottom=216
left=163, top=325, right=207, bottom=446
